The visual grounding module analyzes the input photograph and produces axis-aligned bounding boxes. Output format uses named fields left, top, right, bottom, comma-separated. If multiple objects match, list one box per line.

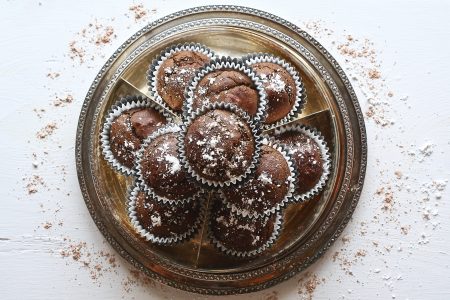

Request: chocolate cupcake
left=244, top=54, right=305, bottom=128
left=209, top=195, right=282, bottom=257
left=101, top=96, right=170, bottom=175
left=251, top=62, right=296, bottom=123
left=273, top=125, right=331, bottom=201
left=185, top=57, right=267, bottom=123
left=149, top=44, right=214, bottom=113
left=223, top=141, right=295, bottom=218
left=136, top=124, right=203, bottom=203
left=128, top=183, right=203, bottom=244
left=191, top=69, right=259, bottom=116
left=180, top=103, right=260, bottom=187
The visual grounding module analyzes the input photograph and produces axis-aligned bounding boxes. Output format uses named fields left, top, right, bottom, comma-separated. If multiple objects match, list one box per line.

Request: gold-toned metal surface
left=76, top=6, right=367, bottom=295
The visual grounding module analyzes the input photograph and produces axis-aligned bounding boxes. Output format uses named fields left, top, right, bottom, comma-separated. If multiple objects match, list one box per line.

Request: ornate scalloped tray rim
left=75, top=5, right=367, bottom=295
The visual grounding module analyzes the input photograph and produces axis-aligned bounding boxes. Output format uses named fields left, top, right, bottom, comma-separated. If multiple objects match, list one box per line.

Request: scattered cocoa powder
left=43, top=222, right=53, bottom=229
left=298, top=273, right=325, bottom=300
left=368, top=69, right=381, bottom=79
left=95, top=26, right=115, bottom=45
left=53, top=94, right=74, bottom=107
left=33, top=108, right=46, bottom=119
left=36, top=122, right=57, bottom=139
left=68, top=19, right=117, bottom=65
left=394, top=170, right=403, bottom=179
left=25, top=175, right=45, bottom=194
left=59, top=239, right=120, bottom=284
left=376, top=186, right=394, bottom=212
left=46, top=72, right=60, bottom=79
left=121, top=268, right=156, bottom=294
left=128, top=4, right=149, bottom=21
left=355, top=249, right=367, bottom=257
left=68, top=40, right=86, bottom=63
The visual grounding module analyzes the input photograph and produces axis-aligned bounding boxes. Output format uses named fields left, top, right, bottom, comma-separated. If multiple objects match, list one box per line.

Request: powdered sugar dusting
left=164, top=154, right=181, bottom=174
left=267, top=74, right=286, bottom=93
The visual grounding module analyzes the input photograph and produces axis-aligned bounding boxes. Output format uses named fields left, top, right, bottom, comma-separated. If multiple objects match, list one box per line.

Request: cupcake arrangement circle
left=101, top=43, right=331, bottom=258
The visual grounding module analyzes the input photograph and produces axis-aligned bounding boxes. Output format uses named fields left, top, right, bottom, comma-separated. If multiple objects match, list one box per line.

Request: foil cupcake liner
left=243, top=53, right=306, bottom=130
left=208, top=193, right=283, bottom=258
left=148, top=43, right=215, bottom=116
left=178, top=102, right=262, bottom=188
left=183, top=56, right=268, bottom=124
left=273, top=124, right=331, bottom=203
left=100, top=95, right=172, bottom=176
left=222, top=137, right=296, bottom=219
left=127, top=181, right=206, bottom=245
left=134, top=123, right=205, bottom=204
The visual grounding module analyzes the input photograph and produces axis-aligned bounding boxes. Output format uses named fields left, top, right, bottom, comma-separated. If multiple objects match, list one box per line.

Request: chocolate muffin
left=184, top=109, right=255, bottom=183
left=156, top=50, right=211, bottom=112
left=191, top=70, right=259, bottom=116
left=223, top=145, right=291, bottom=217
left=139, top=132, right=201, bottom=200
left=210, top=198, right=279, bottom=255
left=275, top=130, right=324, bottom=194
left=109, top=107, right=167, bottom=169
left=134, top=188, right=201, bottom=242
left=251, top=62, right=297, bottom=124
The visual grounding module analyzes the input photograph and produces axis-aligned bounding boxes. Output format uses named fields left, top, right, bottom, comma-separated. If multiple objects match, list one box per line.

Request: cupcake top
left=133, top=188, right=202, bottom=242
left=210, top=198, right=279, bottom=256
left=251, top=62, right=297, bottom=124
left=275, top=130, right=324, bottom=194
left=184, top=109, right=255, bottom=183
left=109, top=107, right=167, bottom=169
left=156, top=50, right=211, bottom=112
left=191, top=70, right=259, bottom=116
left=223, top=144, right=292, bottom=217
left=139, top=131, right=201, bottom=201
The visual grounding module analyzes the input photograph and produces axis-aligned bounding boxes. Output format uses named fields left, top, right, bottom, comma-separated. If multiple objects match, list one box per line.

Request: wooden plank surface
left=0, top=0, right=449, bottom=299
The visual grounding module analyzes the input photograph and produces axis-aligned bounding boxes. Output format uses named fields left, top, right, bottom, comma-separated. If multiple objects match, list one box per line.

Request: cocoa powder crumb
left=355, top=249, right=367, bottom=257
left=368, top=69, right=381, bottom=79
left=298, top=273, right=324, bottom=300
left=59, top=239, right=120, bottom=285
left=376, top=186, right=394, bottom=211
left=53, top=94, right=74, bottom=107
left=46, top=72, right=60, bottom=79
left=36, top=122, right=57, bottom=139
left=400, top=226, right=409, bottom=235
left=128, top=4, right=148, bottom=21
left=95, top=26, right=115, bottom=45
left=122, top=268, right=156, bottom=294
left=43, top=222, right=52, bottom=229
left=68, top=40, right=85, bottom=63
left=33, top=108, right=46, bottom=119
left=25, top=175, right=45, bottom=194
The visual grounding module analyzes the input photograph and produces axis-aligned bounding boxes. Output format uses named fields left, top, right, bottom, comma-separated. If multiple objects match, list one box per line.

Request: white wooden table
left=1, top=1, right=449, bottom=299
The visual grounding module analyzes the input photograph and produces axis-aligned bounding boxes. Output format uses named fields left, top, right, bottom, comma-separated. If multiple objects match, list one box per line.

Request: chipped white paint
left=1, top=1, right=450, bottom=299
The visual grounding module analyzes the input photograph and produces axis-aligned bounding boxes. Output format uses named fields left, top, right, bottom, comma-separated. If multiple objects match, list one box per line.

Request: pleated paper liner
left=127, top=181, right=206, bottom=245
left=243, top=53, right=306, bottom=130
left=100, top=95, right=172, bottom=176
left=271, top=124, right=331, bottom=203
left=183, top=56, right=268, bottom=124
left=208, top=192, right=283, bottom=258
left=178, top=102, right=262, bottom=188
left=221, top=137, right=296, bottom=219
left=148, top=43, right=215, bottom=116
left=134, top=123, right=205, bottom=204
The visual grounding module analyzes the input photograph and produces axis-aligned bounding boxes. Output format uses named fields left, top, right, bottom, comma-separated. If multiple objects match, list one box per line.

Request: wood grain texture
left=1, top=0, right=449, bottom=299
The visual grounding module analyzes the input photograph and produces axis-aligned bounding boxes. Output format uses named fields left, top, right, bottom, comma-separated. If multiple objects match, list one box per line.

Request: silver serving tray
left=75, top=5, right=367, bottom=295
